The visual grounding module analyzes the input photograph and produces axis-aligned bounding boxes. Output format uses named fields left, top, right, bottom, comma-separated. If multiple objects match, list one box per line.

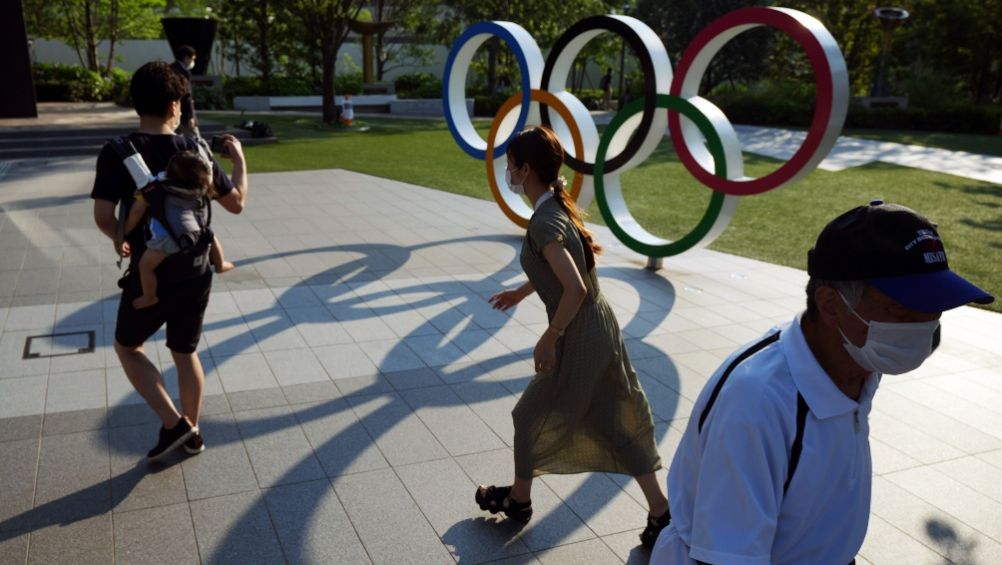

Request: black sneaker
left=184, top=429, right=205, bottom=455
left=147, top=417, right=194, bottom=461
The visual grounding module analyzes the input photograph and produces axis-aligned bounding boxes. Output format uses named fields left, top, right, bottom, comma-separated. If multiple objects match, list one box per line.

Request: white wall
left=30, top=38, right=451, bottom=80
left=29, top=38, right=616, bottom=87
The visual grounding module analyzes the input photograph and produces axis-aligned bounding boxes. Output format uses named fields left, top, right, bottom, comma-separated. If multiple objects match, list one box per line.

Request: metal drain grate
left=23, top=331, right=96, bottom=359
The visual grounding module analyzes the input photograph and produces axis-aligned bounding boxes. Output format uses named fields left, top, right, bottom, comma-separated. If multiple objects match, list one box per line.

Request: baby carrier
left=109, top=136, right=215, bottom=281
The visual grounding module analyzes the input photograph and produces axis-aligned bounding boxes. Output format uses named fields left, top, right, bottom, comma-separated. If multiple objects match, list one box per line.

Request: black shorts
left=115, top=272, right=212, bottom=354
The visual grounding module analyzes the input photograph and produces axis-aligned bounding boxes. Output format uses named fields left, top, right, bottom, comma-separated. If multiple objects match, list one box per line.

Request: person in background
left=170, top=44, right=199, bottom=138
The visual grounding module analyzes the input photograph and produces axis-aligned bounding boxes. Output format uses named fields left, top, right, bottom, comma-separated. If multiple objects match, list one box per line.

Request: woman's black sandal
left=475, top=485, right=533, bottom=524
left=639, top=508, right=671, bottom=549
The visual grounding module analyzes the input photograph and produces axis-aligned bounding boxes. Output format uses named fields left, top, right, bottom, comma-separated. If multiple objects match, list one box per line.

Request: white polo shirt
left=651, top=315, right=879, bottom=565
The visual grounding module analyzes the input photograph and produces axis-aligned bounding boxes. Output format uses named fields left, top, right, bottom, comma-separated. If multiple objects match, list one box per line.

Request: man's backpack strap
left=696, top=331, right=811, bottom=495
left=108, top=136, right=154, bottom=190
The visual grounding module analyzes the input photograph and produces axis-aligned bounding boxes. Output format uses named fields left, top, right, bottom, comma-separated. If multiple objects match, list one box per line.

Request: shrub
left=108, top=67, right=132, bottom=107
left=335, top=72, right=363, bottom=95
left=32, top=63, right=109, bottom=102
left=193, top=84, right=229, bottom=110
left=394, top=72, right=442, bottom=98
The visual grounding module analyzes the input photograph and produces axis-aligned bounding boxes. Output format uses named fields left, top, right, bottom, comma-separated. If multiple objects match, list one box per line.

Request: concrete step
left=0, top=124, right=229, bottom=160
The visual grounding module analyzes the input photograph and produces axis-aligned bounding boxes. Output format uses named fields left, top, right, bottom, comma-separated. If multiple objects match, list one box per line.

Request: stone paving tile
left=189, top=490, right=286, bottom=565
left=0, top=375, right=46, bottom=418
left=113, top=503, right=200, bottom=565
left=26, top=514, right=113, bottom=565
left=870, top=476, right=1002, bottom=564
left=41, top=407, right=107, bottom=436
left=313, top=342, right=380, bottom=380
left=358, top=338, right=427, bottom=373
left=0, top=414, right=42, bottom=443
left=282, top=380, right=342, bottom=405
left=396, top=457, right=532, bottom=564
left=293, top=398, right=389, bottom=478
left=108, top=423, right=188, bottom=513
left=263, top=479, right=371, bottom=565
left=213, top=352, right=280, bottom=393
left=533, top=538, right=622, bottom=564
left=285, top=306, right=354, bottom=347
left=246, top=309, right=308, bottom=352
left=347, top=391, right=449, bottom=466
left=455, top=448, right=595, bottom=552
left=858, top=513, right=953, bottom=565
left=3, top=303, right=56, bottom=331
left=44, top=368, right=105, bottom=413
left=601, top=528, right=653, bottom=565
left=0, top=438, right=39, bottom=533
left=382, top=366, right=444, bottom=391
left=540, top=472, right=647, bottom=538
left=332, top=468, right=455, bottom=564
left=0, top=331, right=50, bottom=380
left=0, top=532, right=29, bottom=565
left=232, top=405, right=327, bottom=488
left=28, top=430, right=110, bottom=531
left=885, top=465, right=1002, bottom=542
left=450, top=381, right=519, bottom=449
left=181, top=412, right=259, bottom=501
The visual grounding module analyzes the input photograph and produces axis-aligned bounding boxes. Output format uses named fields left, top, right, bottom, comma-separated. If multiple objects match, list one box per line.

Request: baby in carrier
left=125, top=150, right=234, bottom=309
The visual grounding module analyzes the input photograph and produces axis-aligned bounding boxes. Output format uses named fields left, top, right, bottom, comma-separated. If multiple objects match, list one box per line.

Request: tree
left=433, top=0, right=618, bottom=95
left=24, top=0, right=165, bottom=75
left=634, top=0, right=773, bottom=94
left=289, top=0, right=367, bottom=123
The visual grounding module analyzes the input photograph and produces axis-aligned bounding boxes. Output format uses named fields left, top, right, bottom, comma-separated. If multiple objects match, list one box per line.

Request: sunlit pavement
left=0, top=157, right=1000, bottom=564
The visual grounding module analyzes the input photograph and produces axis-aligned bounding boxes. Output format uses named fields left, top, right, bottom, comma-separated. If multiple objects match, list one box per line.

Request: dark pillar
left=0, top=0, right=38, bottom=118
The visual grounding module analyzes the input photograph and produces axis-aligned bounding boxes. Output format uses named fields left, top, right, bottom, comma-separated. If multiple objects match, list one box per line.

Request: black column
left=0, top=0, right=38, bottom=118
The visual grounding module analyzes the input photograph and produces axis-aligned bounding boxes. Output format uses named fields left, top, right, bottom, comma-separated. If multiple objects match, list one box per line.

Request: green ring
left=594, top=94, right=728, bottom=258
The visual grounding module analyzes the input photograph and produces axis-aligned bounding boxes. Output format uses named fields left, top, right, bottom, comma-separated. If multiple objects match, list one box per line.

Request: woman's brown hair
left=506, top=126, right=603, bottom=265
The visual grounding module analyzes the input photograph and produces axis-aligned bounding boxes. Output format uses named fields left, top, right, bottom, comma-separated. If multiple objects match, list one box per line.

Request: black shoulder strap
left=695, top=331, right=810, bottom=494
left=784, top=393, right=809, bottom=494
left=698, top=331, right=781, bottom=434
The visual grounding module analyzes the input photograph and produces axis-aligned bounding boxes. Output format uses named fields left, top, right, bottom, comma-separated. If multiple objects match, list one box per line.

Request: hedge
left=32, top=63, right=130, bottom=104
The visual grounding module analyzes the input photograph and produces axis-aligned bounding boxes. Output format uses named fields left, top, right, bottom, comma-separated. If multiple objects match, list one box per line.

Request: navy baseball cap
left=807, top=201, right=993, bottom=313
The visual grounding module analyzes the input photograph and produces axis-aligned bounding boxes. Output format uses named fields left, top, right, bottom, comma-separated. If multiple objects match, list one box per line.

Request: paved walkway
left=0, top=158, right=1001, bottom=564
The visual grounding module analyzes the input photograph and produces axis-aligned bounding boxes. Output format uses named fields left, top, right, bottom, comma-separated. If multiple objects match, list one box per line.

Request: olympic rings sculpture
left=442, top=7, right=849, bottom=258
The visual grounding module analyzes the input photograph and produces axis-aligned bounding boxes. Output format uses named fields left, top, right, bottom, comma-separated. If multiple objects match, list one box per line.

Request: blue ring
left=442, top=22, right=533, bottom=159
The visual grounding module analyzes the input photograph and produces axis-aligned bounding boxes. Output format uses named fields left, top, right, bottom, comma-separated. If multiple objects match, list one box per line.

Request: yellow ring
left=485, top=89, right=586, bottom=229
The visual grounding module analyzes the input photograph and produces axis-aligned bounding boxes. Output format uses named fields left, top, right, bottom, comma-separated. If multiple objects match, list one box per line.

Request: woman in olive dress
left=475, top=126, right=670, bottom=548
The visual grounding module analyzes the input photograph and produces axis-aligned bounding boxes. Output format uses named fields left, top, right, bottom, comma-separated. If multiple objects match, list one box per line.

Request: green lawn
left=842, top=128, right=1002, bottom=157
left=205, top=113, right=1002, bottom=313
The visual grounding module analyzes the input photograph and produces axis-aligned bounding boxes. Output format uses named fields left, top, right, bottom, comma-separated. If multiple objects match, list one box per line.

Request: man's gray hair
left=805, top=278, right=868, bottom=320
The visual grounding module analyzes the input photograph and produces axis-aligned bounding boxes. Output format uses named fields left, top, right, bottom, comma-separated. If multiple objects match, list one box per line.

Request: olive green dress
left=513, top=196, right=662, bottom=478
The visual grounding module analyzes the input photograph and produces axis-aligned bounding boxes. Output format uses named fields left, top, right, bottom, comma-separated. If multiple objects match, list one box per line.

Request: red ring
left=668, top=7, right=838, bottom=196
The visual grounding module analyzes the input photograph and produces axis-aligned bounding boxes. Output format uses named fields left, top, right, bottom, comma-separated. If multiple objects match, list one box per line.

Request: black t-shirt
left=91, top=132, right=234, bottom=284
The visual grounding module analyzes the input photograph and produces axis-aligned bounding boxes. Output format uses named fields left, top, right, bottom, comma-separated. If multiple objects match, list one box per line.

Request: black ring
left=540, top=15, right=660, bottom=175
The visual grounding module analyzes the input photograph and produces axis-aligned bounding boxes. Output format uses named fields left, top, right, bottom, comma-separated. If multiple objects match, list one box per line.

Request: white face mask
left=838, top=292, right=940, bottom=375
left=186, top=60, right=195, bottom=71
left=505, top=166, right=525, bottom=196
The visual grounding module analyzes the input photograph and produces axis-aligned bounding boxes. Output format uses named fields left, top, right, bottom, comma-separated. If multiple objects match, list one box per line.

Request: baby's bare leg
left=134, top=249, right=167, bottom=309
left=210, top=235, right=235, bottom=273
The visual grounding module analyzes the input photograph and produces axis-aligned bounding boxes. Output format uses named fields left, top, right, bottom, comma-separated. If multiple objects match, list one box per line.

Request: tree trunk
left=322, top=33, right=337, bottom=123
left=104, top=0, right=119, bottom=75
left=83, top=0, right=99, bottom=72
left=257, top=0, right=272, bottom=89
left=486, top=38, right=498, bottom=96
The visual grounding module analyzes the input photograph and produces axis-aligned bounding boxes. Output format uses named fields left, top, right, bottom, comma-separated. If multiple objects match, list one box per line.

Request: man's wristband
left=546, top=325, right=565, bottom=337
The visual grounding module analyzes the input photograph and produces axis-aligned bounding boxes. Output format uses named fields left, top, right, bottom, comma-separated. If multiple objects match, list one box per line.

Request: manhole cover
left=23, top=331, right=96, bottom=359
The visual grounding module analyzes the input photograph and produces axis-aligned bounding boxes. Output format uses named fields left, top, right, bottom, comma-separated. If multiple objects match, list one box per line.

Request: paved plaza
left=0, top=157, right=1001, bottom=564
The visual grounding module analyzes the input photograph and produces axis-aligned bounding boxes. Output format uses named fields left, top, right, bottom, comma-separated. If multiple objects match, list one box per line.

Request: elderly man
left=651, top=201, right=993, bottom=564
